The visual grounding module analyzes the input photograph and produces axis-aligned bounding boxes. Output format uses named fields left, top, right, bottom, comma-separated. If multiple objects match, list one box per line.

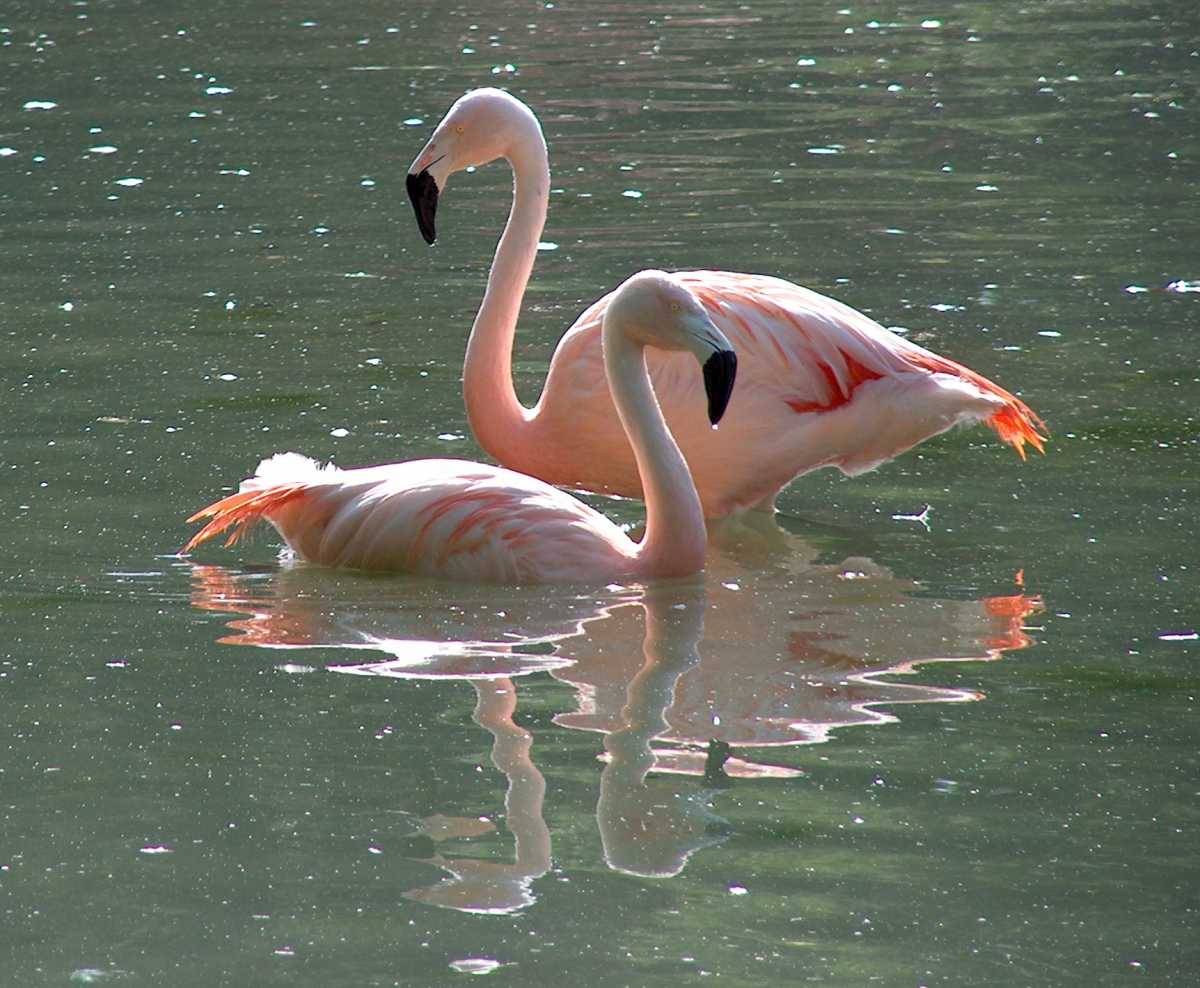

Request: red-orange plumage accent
left=785, top=351, right=885, bottom=415
left=183, top=484, right=309, bottom=553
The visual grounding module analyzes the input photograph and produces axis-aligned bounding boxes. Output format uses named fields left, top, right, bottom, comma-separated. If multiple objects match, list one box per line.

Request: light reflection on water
left=187, top=531, right=1039, bottom=908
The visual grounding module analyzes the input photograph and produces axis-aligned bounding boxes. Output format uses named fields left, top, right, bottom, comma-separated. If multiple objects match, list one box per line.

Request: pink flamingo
left=406, top=88, right=1046, bottom=518
left=183, top=272, right=737, bottom=583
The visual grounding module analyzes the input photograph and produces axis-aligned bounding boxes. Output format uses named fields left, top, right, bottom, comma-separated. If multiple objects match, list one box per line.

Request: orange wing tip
left=183, top=484, right=307, bottom=554
left=988, top=402, right=1048, bottom=460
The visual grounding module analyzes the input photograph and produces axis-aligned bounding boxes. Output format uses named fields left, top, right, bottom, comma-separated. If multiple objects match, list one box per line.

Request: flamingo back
left=185, top=453, right=636, bottom=583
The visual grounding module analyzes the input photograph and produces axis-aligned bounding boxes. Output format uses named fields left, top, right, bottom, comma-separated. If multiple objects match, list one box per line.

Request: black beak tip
left=405, top=169, right=439, bottom=245
left=703, top=349, right=738, bottom=426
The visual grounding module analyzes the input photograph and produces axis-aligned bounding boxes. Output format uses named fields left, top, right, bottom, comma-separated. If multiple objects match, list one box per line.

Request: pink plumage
left=185, top=273, right=737, bottom=584
left=407, top=89, right=1046, bottom=519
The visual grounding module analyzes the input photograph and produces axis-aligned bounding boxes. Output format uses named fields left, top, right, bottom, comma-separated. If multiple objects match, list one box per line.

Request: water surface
left=2, top=1, right=1197, bottom=985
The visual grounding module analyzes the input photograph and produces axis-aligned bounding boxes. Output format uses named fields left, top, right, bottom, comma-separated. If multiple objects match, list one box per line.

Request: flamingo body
left=185, top=453, right=637, bottom=583
left=408, top=89, right=1045, bottom=518
left=526, top=270, right=1043, bottom=517
left=185, top=273, right=738, bottom=584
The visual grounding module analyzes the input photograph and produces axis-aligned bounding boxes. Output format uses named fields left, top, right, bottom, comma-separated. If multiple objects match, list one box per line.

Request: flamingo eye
left=670, top=302, right=681, bottom=313
left=455, top=125, right=465, bottom=135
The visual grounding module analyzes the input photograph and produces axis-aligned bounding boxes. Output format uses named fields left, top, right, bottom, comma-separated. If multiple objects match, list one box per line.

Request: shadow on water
left=187, top=529, right=1040, bottom=910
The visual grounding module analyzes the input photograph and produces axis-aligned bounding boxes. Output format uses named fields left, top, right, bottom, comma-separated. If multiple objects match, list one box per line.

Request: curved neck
left=462, top=132, right=550, bottom=459
left=603, top=333, right=708, bottom=579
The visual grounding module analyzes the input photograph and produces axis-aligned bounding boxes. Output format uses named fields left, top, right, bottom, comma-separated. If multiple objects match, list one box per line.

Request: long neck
left=462, top=133, right=550, bottom=461
left=603, top=332, right=707, bottom=579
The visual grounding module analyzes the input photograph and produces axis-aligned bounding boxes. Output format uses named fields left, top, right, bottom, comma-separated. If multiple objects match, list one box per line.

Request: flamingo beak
left=702, top=350, right=738, bottom=426
left=406, top=169, right=440, bottom=245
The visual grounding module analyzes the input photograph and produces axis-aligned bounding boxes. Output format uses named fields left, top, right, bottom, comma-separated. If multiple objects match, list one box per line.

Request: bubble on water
left=622, top=189, right=644, bottom=199
left=206, top=85, right=233, bottom=96
left=88, top=145, right=118, bottom=154
left=218, top=373, right=238, bottom=381
left=402, top=117, right=424, bottom=126
left=139, top=844, right=173, bottom=854
left=23, top=100, right=58, bottom=111
left=330, top=428, right=350, bottom=438
left=114, top=177, right=144, bottom=187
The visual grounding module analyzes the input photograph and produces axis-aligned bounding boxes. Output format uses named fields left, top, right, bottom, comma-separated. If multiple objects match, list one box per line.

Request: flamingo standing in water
left=183, top=272, right=737, bottom=583
left=406, top=88, right=1046, bottom=518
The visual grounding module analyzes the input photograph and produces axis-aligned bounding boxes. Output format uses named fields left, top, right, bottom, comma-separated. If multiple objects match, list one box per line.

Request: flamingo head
left=406, top=88, right=542, bottom=245
left=606, top=272, right=739, bottom=426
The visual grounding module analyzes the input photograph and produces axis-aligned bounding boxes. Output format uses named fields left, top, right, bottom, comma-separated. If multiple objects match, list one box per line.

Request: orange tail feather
left=183, top=484, right=308, bottom=553
left=908, top=350, right=1048, bottom=458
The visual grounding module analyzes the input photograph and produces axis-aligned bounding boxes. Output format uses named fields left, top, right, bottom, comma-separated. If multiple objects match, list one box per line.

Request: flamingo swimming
left=406, top=88, right=1046, bottom=518
left=183, top=272, right=737, bottom=584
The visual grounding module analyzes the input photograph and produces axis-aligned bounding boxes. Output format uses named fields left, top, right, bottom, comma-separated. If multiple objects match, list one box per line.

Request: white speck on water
left=1037, top=330, right=1062, bottom=337
left=219, top=167, right=250, bottom=176
left=330, top=428, right=350, bottom=438
left=205, top=85, right=233, bottom=96
left=272, top=946, right=296, bottom=957
left=360, top=178, right=376, bottom=187
left=188, top=111, right=206, bottom=119
left=796, top=57, right=816, bottom=65
left=368, top=845, right=383, bottom=855
left=23, top=100, right=58, bottom=111
left=365, top=357, right=382, bottom=366
left=622, top=189, right=643, bottom=199
left=1158, top=631, right=1197, bottom=641
left=1123, top=284, right=1149, bottom=294
left=0, top=147, right=17, bottom=157
left=224, top=300, right=237, bottom=311
left=807, top=146, right=840, bottom=155
left=276, top=663, right=318, bottom=674
left=449, top=958, right=502, bottom=975
left=490, top=62, right=517, bottom=75
left=402, top=117, right=424, bottom=126
left=722, top=581, right=740, bottom=591
left=139, top=844, right=173, bottom=854
left=1166, top=279, right=1200, bottom=293
left=437, top=433, right=464, bottom=441
left=218, top=373, right=238, bottom=381
left=88, top=145, right=118, bottom=155
left=114, top=177, right=144, bottom=187
left=69, top=970, right=131, bottom=984
left=976, top=184, right=999, bottom=192
left=537, top=240, right=559, bottom=251
left=728, top=885, right=749, bottom=895
left=60, top=301, right=74, bottom=312
left=921, top=19, right=942, bottom=28
left=312, top=225, right=330, bottom=235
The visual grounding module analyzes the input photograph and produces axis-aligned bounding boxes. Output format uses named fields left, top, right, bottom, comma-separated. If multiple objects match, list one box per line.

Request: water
left=3, top=0, right=1197, bottom=984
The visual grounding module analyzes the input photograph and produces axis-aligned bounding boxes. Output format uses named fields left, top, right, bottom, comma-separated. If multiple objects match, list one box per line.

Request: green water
left=3, top=1, right=1196, bottom=985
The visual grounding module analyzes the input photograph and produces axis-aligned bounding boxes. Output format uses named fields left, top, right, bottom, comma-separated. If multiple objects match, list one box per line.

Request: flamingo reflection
left=188, top=547, right=1040, bottom=895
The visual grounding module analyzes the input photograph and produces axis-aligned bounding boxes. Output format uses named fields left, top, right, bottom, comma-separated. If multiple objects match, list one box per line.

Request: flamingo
left=406, top=88, right=1046, bottom=518
left=183, top=272, right=737, bottom=583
